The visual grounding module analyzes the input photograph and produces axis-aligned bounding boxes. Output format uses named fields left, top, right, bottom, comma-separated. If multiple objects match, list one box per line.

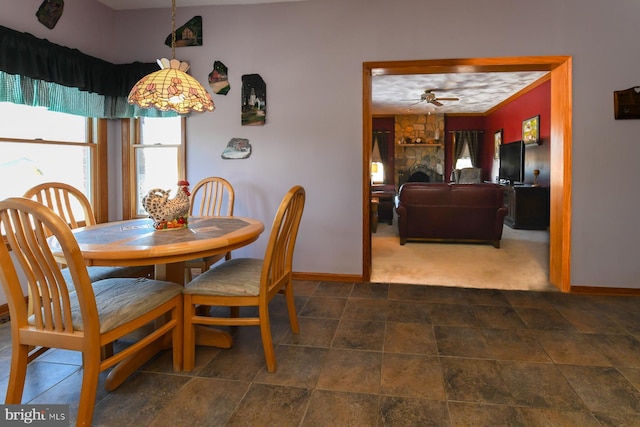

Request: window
left=122, top=116, right=185, bottom=218
left=371, top=162, right=384, bottom=184
left=0, top=102, right=98, bottom=205
left=455, top=141, right=473, bottom=170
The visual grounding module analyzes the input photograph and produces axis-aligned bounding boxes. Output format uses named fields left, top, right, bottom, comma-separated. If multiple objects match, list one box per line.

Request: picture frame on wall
left=494, top=129, right=502, bottom=159
left=522, top=115, right=540, bottom=145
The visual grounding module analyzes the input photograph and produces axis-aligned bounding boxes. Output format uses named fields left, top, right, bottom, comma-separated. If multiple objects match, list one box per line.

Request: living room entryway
left=363, top=56, right=572, bottom=291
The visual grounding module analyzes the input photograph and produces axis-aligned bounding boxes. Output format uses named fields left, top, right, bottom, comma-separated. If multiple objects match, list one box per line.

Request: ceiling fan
left=408, top=89, right=460, bottom=107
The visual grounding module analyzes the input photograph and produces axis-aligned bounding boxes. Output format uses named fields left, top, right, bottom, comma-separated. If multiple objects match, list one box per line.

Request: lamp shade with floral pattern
left=128, top=58, right=215, bottom=114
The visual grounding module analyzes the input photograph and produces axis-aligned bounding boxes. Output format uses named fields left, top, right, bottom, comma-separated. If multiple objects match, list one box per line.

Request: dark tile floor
left=2, top=281, right=640, bottom=426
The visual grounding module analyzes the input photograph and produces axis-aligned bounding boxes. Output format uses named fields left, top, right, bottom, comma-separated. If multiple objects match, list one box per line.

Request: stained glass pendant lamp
left=127, top=0, right=215, bottom=114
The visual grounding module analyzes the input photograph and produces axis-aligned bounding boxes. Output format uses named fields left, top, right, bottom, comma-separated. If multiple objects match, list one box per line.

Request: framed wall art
left=522, top=115, right=540, bottom=145
left=494, top=129, right=502, bottom=159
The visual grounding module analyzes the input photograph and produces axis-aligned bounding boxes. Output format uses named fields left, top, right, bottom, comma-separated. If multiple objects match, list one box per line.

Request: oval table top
left=49, top=216, right=265, bottom=267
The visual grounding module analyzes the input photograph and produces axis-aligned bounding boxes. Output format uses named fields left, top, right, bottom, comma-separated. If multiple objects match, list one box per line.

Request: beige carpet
left=371, top=220, right=558, bottom=292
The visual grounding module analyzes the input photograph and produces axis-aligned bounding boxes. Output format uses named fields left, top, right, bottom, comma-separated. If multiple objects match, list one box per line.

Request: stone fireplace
left=394, top=114, right=445, bottom=189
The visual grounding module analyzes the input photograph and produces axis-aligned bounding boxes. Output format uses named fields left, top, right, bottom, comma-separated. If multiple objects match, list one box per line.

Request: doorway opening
left=362, top=56, right=572, bottom=292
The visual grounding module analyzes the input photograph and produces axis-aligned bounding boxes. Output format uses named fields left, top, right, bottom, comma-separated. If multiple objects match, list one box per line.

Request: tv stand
left=503, top=185, right=549, bottom=230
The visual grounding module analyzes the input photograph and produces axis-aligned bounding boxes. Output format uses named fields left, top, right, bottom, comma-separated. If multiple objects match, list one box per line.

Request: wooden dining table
left=48, top=215, right=264, bottom=388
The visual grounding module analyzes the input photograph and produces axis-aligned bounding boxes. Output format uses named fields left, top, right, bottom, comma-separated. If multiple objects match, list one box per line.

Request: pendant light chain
left=127, top=0, right=215, bottom=113
left=171, top=0, right=176, bottom=60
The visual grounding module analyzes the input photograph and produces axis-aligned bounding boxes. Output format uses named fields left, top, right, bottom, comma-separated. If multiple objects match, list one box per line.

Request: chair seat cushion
left=184, top=258, right=263, bottom=297
left=61, top=265, right=153, bottom=290
left=77, top=278, right=182, bottom=333
left=30, top=278, right=182, bottom=334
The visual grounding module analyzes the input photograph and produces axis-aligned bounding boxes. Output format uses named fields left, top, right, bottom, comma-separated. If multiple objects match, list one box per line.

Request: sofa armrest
left=494, top=206, right=508, bottom=239
left=395, top=205, right=408, bottom=245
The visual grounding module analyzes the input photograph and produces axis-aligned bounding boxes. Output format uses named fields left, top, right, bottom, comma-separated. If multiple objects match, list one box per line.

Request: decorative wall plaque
left=36, top=0, right=64, bottom=29
left=241, top=74, right=266, bottom=126
left=209, top=60, right=230, bottom=95
left=221, top=138, right=251, bottom=159
left=614, top=86, right=640, bottom=119
left=164, top=16, right=203, bottom=47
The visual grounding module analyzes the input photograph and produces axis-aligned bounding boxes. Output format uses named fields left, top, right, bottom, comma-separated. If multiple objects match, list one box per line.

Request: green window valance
left=0, top=25, right=175, bottom=118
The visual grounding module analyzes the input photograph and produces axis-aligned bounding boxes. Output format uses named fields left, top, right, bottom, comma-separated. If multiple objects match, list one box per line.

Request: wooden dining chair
left=24, top=182, right=157, bottom=361
left=23, top=182, right=154, bottom=283
left=183, top=185, right=305, bottom=373
left=0, top=197, right=183, bottom=427
left=184, top=177, right=235, bottom=282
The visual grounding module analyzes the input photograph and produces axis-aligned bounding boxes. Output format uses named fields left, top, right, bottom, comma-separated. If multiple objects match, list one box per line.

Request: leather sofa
left=395, top=182, right=508, bottom=248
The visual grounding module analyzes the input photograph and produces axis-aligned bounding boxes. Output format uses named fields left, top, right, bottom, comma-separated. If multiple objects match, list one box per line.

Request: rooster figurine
left=142, top=180, right=191, bottom=230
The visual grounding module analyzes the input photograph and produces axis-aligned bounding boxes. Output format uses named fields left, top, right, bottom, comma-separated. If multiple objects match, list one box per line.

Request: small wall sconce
left=533, top=169, right=540, bottom=187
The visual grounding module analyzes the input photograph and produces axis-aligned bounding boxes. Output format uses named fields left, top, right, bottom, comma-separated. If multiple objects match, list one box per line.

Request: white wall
left=0, top=0, right=118, bottom=61
left=2, top=0, right=640, bottom=291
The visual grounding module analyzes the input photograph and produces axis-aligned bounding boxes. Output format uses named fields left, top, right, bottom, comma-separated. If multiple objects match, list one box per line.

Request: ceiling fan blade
left=408, top=100, right=423, bottom=106
left=436, top=97, right=460, bottom=101
left=430, top=85, right=488, bottom=91
left=430, top=100, right=443, bottom=107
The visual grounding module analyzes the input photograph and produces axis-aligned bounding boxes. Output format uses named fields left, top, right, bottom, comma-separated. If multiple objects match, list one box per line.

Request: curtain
left=374, top=131, right=389, bottom=163
left=467, top=131, right=481, bottom=167
left=0, top=71, right=171, bottom=118
left=372, top=130, right=390, bottom=184
left=372, top=135, right=381, bottom=162
left=0, top=25, right=175, bottom=118
left=452, top=131, right=465, bottom=166
left=452, top=130, right=482, bottom=167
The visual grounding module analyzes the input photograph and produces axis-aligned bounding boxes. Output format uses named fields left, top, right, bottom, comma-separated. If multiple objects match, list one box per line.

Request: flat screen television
left=499, top=141, right=524, bottom=184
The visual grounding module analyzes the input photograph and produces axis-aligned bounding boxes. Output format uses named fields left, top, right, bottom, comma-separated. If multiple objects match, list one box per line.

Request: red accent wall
left=485, top=80, right=551, bottom=185
left=444, top=80, right=551, bottom=185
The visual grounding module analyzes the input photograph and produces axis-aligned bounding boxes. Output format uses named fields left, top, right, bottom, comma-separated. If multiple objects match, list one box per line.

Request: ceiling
left=97, top=0, right=548, bottom=115
left=97, top=0, right=307, bottom=10
left=372, top=71, right=549, bottom=115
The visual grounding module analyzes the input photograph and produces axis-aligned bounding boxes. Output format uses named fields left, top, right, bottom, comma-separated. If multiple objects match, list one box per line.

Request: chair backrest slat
left=22, top=182, right=98, bottom=315
left=261, top=186, right=305, bottom=296
left=189, top=177, right=234, bottom=218
left=24, top=182, right=97, bottom=231
left=2, top=209, right=56, bottom=329
left=0, top=198, right=97, bottom=335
